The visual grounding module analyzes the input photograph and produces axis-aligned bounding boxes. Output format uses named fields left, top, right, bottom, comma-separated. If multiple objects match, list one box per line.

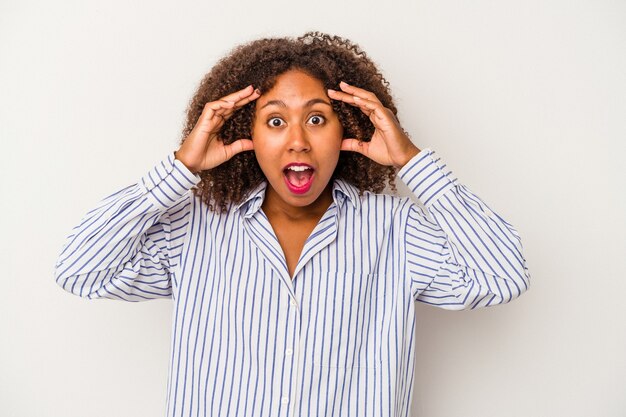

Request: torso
left=265, top=214, right=320, bottom=279
left=261, top=184, right=334, bottom=279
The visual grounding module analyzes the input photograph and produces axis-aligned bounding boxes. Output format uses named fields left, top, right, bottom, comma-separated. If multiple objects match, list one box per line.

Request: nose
left=287, top=124, right=311, bottom=153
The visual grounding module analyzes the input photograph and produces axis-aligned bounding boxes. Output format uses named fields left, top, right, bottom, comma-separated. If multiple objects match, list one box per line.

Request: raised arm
left=398, top=148, right=531, bottom=310
left=327, top=81, right=530, bottom=310
left=54, top=153, right=201, bottom=301
left=54, top=84, right=261, bottom=301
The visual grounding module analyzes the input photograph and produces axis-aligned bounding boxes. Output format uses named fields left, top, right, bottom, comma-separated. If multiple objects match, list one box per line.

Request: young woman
left=55, top=32, right=530, bottom=417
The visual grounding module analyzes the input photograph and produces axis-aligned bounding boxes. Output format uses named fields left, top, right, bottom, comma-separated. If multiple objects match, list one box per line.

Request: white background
left=1, top=0, right=624, bottom=416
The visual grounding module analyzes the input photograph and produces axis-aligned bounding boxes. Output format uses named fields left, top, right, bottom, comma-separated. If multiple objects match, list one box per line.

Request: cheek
left=252, top=145, right=272, bottom=168
left=322, top=143, right=342, bottom=172
left=328, top=126, right=344, bottom=153
left=251, top=140, right=280, bottom=176
left=251, top=128, right=274, bottom=157
left=332, top=123, right=344, bottom=146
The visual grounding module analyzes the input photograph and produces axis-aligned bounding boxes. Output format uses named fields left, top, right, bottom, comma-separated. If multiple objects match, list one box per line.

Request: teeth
left=287, top=166, right=312, bottom=172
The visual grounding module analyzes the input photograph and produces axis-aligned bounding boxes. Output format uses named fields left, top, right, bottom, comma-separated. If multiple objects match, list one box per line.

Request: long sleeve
left=54, top=152, right=201, bottom=301
left=398, top=148, right=531, bottom=310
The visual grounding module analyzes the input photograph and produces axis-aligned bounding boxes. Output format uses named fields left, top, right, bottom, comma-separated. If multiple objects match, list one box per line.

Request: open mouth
left=283, top=163, right=315, bottom=194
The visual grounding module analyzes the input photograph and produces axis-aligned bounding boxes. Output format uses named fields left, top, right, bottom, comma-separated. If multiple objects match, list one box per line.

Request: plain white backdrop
left=1, top=0, right=624, bottom=416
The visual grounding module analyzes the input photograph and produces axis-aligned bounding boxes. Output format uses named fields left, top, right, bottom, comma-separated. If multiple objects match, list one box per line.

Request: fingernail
left=327, top=88, right=336, bottom=94
left=340, top=81, right=348, bottom=86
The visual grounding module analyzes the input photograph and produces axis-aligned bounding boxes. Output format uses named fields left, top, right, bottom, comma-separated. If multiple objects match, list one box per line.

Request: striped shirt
left=54, top=148, right=531, bottom=417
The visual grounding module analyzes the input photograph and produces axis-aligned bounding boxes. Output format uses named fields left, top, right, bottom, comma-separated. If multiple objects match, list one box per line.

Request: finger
left=219, top=84, right=257, bottom=104
left=353, top=96, right=382, bottom=118
left=352, top=96, right=395, bottom=126
left=221, top=89, right=262, bottom=119
left=193, top=103, right=230, bottom=135
left=329, top=89, right=381, bottom=119
left=328, top=89, right=380, bottom=114
left=340, top=138, right=369, bottom=156
left=233, top=88, right=261, bottom=107
left=223, top=138, right=254, bottom=160
left=203, top=100, right=234, bottom=114
left=202, top=100, right=235, bottom=121
left=338, top=81, right=382, bottom=104
left=327, top=88, right=359, bottom=105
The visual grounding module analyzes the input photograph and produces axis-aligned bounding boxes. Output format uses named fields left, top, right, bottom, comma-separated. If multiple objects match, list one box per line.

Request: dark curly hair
left=180, top=31, right=401, bottom=211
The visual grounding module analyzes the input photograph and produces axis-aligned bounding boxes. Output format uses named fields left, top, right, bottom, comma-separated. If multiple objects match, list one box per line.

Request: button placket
left=279, top=295, right=300, bottom=414
left=283, top=294, right=304, bottom=416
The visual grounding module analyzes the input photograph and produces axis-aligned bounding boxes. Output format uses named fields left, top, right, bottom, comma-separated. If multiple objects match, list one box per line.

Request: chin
left=266, top=175, right=333, bottom=209
left=282, top=189, right=325, bottom=207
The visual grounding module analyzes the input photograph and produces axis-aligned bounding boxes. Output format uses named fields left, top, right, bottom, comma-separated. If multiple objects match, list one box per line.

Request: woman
left=55, top=31, right=530, bottom=417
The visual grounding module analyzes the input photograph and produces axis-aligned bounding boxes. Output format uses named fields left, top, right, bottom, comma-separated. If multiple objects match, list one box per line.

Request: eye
left=308, top=114, right=325, bottom=125
left=267, top=117, right=285, bottom=127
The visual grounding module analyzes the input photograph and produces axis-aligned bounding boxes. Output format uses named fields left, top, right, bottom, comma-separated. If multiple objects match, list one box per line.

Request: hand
left=328, top=81, right=420, bottom=168
left=175, top=85, right=261, bottom=173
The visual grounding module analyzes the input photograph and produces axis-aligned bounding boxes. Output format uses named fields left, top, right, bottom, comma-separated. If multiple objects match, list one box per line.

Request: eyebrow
left=258, top=98, right=332, bottom=111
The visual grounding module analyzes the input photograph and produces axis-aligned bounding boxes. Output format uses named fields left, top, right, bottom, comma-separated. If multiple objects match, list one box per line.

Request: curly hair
left=180, top=31, right=401, bottom=211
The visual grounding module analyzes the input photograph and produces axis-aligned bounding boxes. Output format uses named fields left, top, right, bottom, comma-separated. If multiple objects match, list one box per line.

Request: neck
left=262, top=182, right=334, bottom=221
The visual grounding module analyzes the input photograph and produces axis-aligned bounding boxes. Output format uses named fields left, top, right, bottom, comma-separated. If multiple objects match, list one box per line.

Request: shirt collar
left=235, top=178, right=361, bottom=218
left=332, top=178, right=361, bottom=211
left=235, top=181, right=267, bottom=218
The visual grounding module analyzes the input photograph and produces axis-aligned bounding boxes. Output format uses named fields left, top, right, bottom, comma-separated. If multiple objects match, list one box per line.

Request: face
left=252, top=69, right=344, bottom=211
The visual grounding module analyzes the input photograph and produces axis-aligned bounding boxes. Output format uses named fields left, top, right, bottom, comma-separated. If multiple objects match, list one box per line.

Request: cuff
left=139, top=152, right=202, bottom=210
left=397, top=148, right=457, bottom=207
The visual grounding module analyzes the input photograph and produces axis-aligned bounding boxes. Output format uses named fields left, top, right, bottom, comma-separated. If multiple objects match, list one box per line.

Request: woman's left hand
left=328, top=81, right=420, bottom=168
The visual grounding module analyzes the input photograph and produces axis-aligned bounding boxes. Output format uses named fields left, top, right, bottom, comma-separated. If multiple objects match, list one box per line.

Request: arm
left=55, top=84, right=262, bottom=301
left=399, top=148, right=531, bottom=310
left=54, top=152, right=201, bottom=301
left=325, top=81, right=530, bottom=308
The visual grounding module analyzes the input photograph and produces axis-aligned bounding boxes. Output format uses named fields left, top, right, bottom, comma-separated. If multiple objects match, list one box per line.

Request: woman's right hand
left=175, top=85, right=261, bottom=174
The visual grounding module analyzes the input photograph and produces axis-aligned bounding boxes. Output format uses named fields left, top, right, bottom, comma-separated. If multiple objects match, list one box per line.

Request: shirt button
left=281, top=396, right=289, bottom=404
left=285, top=348, right=293, bottom=356
left=290, top=299, right=297, bottom=307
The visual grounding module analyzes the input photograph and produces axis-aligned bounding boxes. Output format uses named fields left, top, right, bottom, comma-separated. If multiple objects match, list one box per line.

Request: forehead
left=257, top=70, right=327, bottom=105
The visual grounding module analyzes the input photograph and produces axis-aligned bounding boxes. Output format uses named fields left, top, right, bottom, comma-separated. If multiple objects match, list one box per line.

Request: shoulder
left=358, top=188, right=438, bottom=233
left=358, top=189, right=422, bottom=220
left=334, top=178, right=421, bottom=219
left=188, top=190, right=240, bottom=221
left=361, top=189, right=407, bottom=206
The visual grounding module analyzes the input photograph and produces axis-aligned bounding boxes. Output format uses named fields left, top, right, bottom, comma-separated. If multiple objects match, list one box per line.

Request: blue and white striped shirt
left=54, top=148, right=530, bottom=417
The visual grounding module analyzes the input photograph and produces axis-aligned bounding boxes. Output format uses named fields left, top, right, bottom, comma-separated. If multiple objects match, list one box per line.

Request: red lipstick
left=283, top=163, right=315, bottom=195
